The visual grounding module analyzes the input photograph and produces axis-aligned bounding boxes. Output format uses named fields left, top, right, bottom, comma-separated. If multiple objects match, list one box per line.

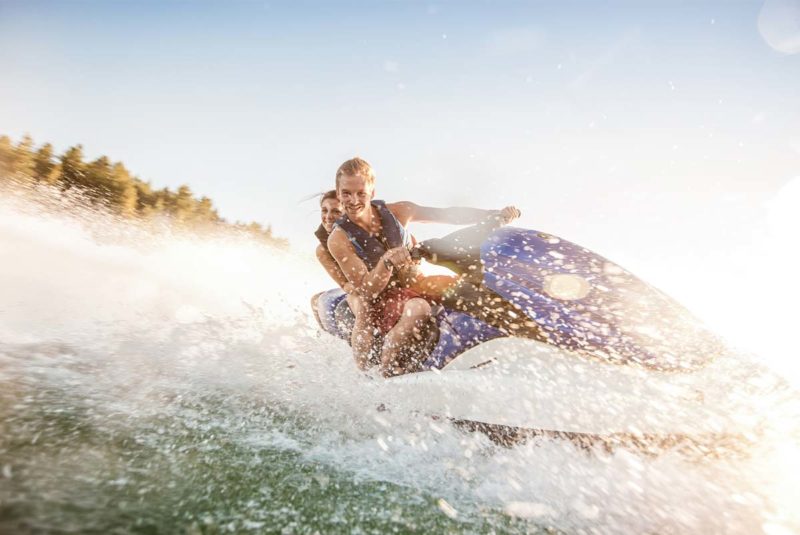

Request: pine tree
left=152, top=188, right=169, bottom=213
left=59, top=145, right=87, bottom=190
left=13, top=135, right=36, bottom=178
left=134, top=180, right=155, bottom=214
left=33, top=143, right=59, bottom=184
left=85, top=155, right=114, bottom=202
left=194, top=196, right=220, bottom=223
left=110, top=162, right=138, bottom=216
left=0, top=135, right=13, bottom=177
left=0, top=134, right=35, bottom=179
left=172, top=184, right=195, bottom=222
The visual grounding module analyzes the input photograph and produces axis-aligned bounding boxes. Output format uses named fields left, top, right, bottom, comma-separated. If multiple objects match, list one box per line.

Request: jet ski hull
left=381, top=338, right=759, bottom=442
left=312, top=226, right=762, bottom=449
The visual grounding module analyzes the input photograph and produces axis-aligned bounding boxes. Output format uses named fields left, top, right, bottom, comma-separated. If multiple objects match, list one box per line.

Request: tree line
left=0, top=133, right=286, bottom=246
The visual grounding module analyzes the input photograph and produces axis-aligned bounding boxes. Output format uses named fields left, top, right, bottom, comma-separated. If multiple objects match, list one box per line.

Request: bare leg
left=410, top=274, right=458, bottom=299
left=347, top=293, right=375, bottom=370
left=380, top=298, right=432, bottom=376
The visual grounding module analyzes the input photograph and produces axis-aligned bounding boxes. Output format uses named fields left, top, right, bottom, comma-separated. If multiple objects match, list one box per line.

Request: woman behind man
left=312, top=190, right=376, bottom=364
left=313, top=189, right=456, bottom=372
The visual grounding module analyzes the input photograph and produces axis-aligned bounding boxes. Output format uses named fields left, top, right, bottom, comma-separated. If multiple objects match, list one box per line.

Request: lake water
left=1, top=189, right=798, bottom=534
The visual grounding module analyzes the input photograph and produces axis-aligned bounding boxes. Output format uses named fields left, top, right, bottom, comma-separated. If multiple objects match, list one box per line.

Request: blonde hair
left=335, top=157, right=376, bottom=189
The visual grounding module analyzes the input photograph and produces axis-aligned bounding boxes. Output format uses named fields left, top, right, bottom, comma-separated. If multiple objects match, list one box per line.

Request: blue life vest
left=333, top=200, right=410, bottom=270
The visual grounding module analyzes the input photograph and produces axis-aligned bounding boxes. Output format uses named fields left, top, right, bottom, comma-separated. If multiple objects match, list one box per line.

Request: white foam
left=1, top=190, right=798, bottom=534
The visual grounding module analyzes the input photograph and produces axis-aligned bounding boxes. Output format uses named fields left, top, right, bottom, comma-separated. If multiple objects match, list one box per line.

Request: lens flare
left=758, top=0, right=800, bottom=54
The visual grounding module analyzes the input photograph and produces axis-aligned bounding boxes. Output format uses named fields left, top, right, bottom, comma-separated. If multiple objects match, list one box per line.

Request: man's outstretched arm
left=388, top=201, right=520, bottom=226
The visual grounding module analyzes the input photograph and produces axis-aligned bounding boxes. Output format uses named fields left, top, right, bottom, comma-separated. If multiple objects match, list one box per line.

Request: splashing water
left=1, top=187, right=798, bottom=534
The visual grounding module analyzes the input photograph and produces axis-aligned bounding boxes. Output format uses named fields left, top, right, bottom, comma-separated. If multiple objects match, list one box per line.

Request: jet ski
left=314, top=222, right=765, bottom=454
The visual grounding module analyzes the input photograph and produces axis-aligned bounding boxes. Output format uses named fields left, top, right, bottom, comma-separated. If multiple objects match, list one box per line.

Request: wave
left=1, top=189, right=798, bottom=534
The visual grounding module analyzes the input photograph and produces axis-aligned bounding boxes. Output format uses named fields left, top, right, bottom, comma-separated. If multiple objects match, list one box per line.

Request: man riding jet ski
left=323, top=156, right=521, bottom=376
left=314, top=218, right=766, bottom=453
left=317, top=216, right=725, bottom=374
left=312, top=160, right=767, bottom=452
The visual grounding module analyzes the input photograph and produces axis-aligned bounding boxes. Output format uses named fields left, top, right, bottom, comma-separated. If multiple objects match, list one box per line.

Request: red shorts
left=369, top=288, right=426, bottom=335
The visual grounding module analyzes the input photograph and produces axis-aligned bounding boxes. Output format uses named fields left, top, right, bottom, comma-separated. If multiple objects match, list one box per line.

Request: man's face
left=337, top=174, right=374, bottom=219
left=320, top=197, right=343, bottom=233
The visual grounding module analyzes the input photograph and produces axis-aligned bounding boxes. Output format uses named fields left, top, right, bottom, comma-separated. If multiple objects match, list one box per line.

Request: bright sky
left=1, top=0, right=800, bottom=372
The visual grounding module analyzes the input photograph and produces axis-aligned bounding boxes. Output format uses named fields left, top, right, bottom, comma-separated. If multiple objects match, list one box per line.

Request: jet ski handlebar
left=409, top=244, right=426, bottom=262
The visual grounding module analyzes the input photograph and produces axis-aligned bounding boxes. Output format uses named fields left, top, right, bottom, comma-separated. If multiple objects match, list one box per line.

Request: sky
left=2, top=0, right=800, bottom=355
left=1, top=0, right=797, bottom=243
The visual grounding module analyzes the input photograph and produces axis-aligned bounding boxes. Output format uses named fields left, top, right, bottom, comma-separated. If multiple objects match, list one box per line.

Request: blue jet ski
left=315, top=222, right=723, bottom=373
left=311, top=223, right=764, bottom=453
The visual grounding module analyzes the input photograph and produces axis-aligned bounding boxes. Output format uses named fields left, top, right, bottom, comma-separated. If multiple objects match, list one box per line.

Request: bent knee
left=402, top=298, right=431, bottom=320
left=347, top=294, right=369, bottom=315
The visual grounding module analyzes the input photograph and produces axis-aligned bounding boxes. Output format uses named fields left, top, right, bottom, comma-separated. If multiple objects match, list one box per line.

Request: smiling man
left=327, top=157, right=520, bottom=376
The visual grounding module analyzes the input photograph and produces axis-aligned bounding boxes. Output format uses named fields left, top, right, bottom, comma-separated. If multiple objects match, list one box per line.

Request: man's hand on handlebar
left=382, top=246, right=413, bottom=269
left=498, top=206, right=521, bottom=224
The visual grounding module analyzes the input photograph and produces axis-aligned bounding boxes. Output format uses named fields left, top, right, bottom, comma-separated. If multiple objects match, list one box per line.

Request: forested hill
left=0, top=133, right=287, bottom=247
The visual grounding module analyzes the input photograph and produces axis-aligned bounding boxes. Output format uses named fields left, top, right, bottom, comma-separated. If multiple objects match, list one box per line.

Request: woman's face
left=320, top=197, right=343, bottom=232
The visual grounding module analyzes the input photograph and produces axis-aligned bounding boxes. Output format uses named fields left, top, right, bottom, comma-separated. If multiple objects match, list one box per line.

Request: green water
left=0, top=378, right=543, bottom=534
left=2, top=196, right=798, bottom=535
